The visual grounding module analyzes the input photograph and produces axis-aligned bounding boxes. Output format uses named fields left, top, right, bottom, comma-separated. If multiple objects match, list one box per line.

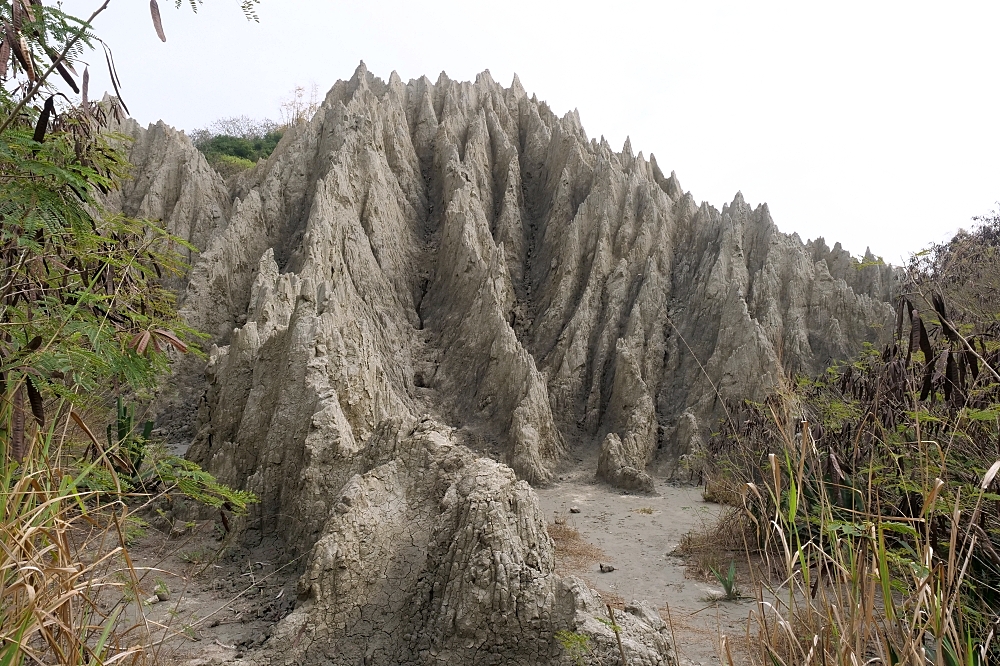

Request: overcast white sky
left=70, top=0, right=1000, bottom=263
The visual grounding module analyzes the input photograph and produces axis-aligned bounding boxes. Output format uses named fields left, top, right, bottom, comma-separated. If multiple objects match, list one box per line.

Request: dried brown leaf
left=921, top=478, right=945, bottom=518
left=982, top=460, right=1000, bottom=490
left=149, top=0, right=166, bottom=42
left=69, top=411, right=101, bottom=449
left=12, top=385, right=25, bottom=461
left=11, top=0, right=22, bottom=31
left=4, top=22, right=35, bottom=82
left=19, top=0, right=36, bottom=24
left=918, top=316, right=932, bottom=362
left=907, top=310, right=922, bottom=365
left=102, top=45, right=129, bottom=115
left=0, top=37, right=10, bottom=80
left=16, top=33, right=35, bottom=82
left=966, top=348, right=979, bottom=381
left=44, top=46, right=78, bottom=93
left=25, top=376, right=44, bottom=428
left=153, top=328, right=188, bottom=353
left=33, top=94, right=53, bottom=143
left=134, top=330, right=151, bottom=356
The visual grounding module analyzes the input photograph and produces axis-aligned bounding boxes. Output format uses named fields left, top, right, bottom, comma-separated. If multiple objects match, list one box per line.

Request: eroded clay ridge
left=123, top=62, right=893, bottom=537
left=112, top=63, right=897, bottom=664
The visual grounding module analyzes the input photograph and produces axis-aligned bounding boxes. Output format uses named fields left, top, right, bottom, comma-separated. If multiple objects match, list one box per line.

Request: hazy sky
left=71, top=0, right=1000, bottom=263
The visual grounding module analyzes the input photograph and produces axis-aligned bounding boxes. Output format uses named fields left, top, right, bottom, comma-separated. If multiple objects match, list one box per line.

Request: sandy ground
left=125, top=519, right=296, bottom=665
left=536, top=467, right=757, bottom=666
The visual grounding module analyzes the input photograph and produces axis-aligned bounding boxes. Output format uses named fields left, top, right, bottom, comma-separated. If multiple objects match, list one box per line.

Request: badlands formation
left=116, top=64, right=895, bottom=664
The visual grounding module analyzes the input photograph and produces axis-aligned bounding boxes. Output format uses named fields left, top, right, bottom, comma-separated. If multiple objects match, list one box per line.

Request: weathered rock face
left=103, top=118, right=233, bottom=448
left=108, top=118, right=231, bottom=283
left=119, top=62, right=895, bottom=664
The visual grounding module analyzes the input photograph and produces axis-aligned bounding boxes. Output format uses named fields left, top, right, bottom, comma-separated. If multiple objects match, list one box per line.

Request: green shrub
left=192, top=125, right=283, bottom=176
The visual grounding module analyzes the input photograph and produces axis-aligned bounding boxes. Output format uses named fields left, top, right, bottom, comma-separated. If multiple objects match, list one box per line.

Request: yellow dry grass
left=548, top=521, right=606, bottom=573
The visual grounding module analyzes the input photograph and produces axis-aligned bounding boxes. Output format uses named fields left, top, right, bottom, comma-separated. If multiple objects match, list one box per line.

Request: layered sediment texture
left=119, top=64, right=895, bottom=664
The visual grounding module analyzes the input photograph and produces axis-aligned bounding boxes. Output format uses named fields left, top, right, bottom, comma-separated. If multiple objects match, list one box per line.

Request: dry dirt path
left=535, top=472, right=756, bottom=666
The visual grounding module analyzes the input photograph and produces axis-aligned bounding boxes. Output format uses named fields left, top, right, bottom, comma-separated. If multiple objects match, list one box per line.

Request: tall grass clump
left=1, top=3, right=259, bottom=662
left=704, top=218, right=1000, bottom=665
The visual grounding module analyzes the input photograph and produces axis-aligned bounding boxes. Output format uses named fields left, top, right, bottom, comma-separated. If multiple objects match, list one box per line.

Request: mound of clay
left=258, top=416, right=673, bottom=665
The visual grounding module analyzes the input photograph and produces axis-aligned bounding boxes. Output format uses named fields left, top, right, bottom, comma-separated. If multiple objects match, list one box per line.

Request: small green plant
left=107, top=396, right=154, bottom=478
left=636, top=506, right=654, bottom=515
left=708, top=560, right=740, bottom=600
left=555, top=629, right=590, bottom=665
left=123, top=515, right=149, bottom=545
left=180, top=547, right=213, bottom=564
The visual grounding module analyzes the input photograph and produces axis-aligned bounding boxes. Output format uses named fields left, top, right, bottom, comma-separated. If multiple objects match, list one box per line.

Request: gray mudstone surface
left=118, top=63, right=897, bottom=664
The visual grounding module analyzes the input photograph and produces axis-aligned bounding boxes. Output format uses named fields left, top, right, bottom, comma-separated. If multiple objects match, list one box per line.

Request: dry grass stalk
left=1, top=419, right=151, bottom=665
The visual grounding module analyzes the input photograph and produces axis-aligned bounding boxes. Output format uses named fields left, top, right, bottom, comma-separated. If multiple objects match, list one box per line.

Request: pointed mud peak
left=509, top=72, right=527, bottom=101
left=120, top=65, right=896, bottom=665
left=475, top=69, right=495, bottom=87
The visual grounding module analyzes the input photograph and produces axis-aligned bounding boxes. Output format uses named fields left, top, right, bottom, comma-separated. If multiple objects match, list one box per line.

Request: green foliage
left=146, top=455, right=257, bottom=513
left=554, top=630, right=591, bottom=665
left=708, top=284, right=1000, bottom=663
left=107, top=396, right=154, bottom=478
left=0, top=2, right=261, bottom=663
left=709, top=560, right=740, bottom=600
left=190, top=116, right=283, bottom=176
left=703, top=212, right=1000, bottom=663
left=907, top=209, right=1000, bottom=326
left=197, top=131, right=282, bottom=163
